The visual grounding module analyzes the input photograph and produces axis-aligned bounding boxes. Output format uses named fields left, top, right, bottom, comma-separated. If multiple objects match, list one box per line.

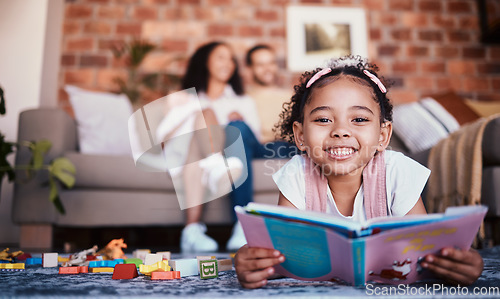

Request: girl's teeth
left=328, top=148, right=354, bottom=156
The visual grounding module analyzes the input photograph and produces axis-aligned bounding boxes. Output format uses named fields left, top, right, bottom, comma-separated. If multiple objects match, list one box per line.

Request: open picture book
left=236, top=203, right=487, bottom=286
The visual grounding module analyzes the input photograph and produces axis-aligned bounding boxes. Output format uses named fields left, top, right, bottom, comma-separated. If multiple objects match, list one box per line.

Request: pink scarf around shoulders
left=304, top=151, right=387, bottom=220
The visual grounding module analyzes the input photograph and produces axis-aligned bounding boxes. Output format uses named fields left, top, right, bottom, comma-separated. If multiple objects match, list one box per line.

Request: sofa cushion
left=65, top=152, right=176, bottom=191
left=66, top=152, right=284, bottom=193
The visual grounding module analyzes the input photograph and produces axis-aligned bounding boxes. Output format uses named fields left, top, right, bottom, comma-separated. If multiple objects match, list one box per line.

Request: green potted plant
left=111, top=39, right=181, bottom=105
left=0, top=84, right=75, bottom=214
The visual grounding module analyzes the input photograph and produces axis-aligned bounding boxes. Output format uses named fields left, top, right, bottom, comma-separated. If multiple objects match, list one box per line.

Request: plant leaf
left=31, top=140, right=52, bottom=170
left=0, top=85, right=5, bottom=115
left=48, top=176, right=65, bottom=214
left=0, top=133, right=15, bottom=182
left=50, top=157, right=76, bottom=188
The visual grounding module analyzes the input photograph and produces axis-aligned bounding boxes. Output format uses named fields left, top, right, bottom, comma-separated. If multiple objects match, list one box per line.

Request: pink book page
left=363, top=211, right=484, bottom=285
left=238, top=211, right=355, bottom=283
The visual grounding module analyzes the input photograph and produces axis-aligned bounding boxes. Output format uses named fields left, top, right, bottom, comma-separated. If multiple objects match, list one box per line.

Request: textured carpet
left=1, top=247, right=499, bottom=298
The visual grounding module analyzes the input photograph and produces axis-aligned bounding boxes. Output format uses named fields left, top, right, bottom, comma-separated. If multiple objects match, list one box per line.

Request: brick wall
left=59, top=0, right=500, bottom=113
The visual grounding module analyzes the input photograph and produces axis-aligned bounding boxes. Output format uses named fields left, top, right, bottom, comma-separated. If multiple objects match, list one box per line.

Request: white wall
left=0, top=0, right=63, bottom=244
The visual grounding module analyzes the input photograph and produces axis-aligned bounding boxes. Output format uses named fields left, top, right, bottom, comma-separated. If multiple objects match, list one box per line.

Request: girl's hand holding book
left=234, top=245, right=286, bottom=289
left=421, top=247, right=484, bottom=286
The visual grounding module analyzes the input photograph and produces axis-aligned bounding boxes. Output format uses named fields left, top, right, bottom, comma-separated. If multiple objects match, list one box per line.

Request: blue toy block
left=26, top=258, right=43, bottom=265
left=88, top=259, right=124, bottom=268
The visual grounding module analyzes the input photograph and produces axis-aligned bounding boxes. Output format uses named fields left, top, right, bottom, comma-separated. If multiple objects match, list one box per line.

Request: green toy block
left=124, top=258, right=143, bottom=268
left=199, top=259, right=218, bottom=279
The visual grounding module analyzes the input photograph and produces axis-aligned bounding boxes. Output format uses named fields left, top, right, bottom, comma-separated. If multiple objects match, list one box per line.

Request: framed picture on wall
left=286, top=6, right=368, bottom=72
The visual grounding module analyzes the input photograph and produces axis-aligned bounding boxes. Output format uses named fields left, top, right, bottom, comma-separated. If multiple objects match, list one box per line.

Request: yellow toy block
left=89, top=267, right=114, bottom=273
left=139, top=260, right=171, bottom=275
left=0, top=263, right=25, bottom=270
left=58, top=256, right=70, bottom=263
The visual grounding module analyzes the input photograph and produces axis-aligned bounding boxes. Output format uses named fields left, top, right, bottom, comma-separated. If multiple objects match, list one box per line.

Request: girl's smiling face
left=293, top=77, right=392, bottom=178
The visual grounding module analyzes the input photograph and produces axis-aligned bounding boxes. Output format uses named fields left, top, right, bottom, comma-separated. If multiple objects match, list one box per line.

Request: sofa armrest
left=483, top=117, right=500, bottom=167
left=12, top=108, right=77, bottom=224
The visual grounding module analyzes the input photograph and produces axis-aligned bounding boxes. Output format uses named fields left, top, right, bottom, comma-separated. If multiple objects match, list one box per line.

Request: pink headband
left=305, top=67, right=387, bottom=94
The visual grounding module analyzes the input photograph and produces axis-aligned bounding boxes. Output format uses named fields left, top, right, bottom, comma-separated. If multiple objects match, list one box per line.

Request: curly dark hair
left=276, top=55, right=393, bottom=143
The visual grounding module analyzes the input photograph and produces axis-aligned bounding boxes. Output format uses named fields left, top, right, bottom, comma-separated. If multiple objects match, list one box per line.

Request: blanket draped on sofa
left=427, top=114, right=500, bottom=240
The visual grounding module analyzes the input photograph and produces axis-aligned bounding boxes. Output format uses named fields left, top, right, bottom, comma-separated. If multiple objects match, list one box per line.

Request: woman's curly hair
left=275, top=55, right=393, bottom=143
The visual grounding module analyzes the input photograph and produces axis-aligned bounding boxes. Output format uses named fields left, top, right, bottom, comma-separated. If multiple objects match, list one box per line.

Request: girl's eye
left=314, top=117, right=331, bottom=123
left=353, top=117, right=369, bottom=123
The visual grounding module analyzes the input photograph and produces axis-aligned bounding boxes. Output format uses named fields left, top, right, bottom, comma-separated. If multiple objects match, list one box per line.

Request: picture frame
left=286, top=6, right=368, bottom=72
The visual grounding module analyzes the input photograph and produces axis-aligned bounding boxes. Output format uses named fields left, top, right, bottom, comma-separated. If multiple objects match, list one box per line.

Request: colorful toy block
left=58, top=256, right=70, bottom=263
left=156, top=251, right=171, bottom=260
left=112, top=264, right=139, bottom=280
left=124, top=258, right=143, bottom=267
left=88, top=259, right=123, bottom=268
left=89, top=267, right=114, bottom=273
left=199, top=259, right=218, bottom=279
left=168, top=259, right=199, bottom=277
left=217, top=259, right=233, bottom=272
left=58, top=266, right=88, bottom=274
left=151, top=271, right=181, bottom=280
left=42, top=253, right=58, bottom=268
left=0, top=263, right=25, bottom=271
left=139, top=260, right=170, bottom=275
left=14, top=253, right=32, bottom=261
left=25, top=258, right=42, bottom=265
left=144, top=253, right=162, bottom=265
left=133, top=249, right=150, bottom=262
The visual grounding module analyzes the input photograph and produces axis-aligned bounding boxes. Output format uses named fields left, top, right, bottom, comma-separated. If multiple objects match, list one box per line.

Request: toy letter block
left=42, top=253, right=58, bottom=268
left=156, top=251, right=171, bottom=260
left=217, top=259, right=233, bottom=272
left=151, top=271, right=181, bottom=280
left=144, top=253, right=163, bottom=265
left=79, top=266, right=89, bottom=273
left=112, top=264, right=139, bottom=280
left=199, top=259, right=218, bottom=279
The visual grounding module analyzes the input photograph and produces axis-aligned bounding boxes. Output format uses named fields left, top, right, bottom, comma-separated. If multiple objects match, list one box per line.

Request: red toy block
left=151, top=271, right=181, bottom=280
left=59, top=266, right=89, bottom=274
left=112, top=263, right=138, bottom=280
left=59, top=267, right=79, bottom=274
left=86, top=255, right=98, bottom=261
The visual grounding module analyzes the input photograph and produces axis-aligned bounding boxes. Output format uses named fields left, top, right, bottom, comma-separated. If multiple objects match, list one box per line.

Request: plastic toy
left=66, top=246, right=98, bottom=266
left=0, top=263, right=25, bottom=271
left=112, top=264, right=139, bottom=280
left=98, top=239, right=127, bottom=260
left=139, top=260, right=171, bottom=275
left=151, top=271, right=181, bottom=280
left=0, top=248, right=24, bottom=262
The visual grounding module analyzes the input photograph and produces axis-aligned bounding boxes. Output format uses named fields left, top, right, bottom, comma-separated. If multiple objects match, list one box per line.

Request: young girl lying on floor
left=234, top=56, right=484, bottom=289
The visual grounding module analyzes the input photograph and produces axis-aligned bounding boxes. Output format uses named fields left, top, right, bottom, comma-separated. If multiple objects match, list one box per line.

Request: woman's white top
left=272, top=150, right=431, bottom=222
left=155, top=85, right=260, bottom=176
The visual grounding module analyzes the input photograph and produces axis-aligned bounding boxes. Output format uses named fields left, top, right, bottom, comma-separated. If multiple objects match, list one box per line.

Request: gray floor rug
left=1, top=247, right=499, bottom=298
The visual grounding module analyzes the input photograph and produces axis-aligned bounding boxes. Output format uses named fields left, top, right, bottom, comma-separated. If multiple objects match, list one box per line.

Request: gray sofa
left=12, top=108, right=500, bottom=249
left=12, top=108, right=283, bottom=249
